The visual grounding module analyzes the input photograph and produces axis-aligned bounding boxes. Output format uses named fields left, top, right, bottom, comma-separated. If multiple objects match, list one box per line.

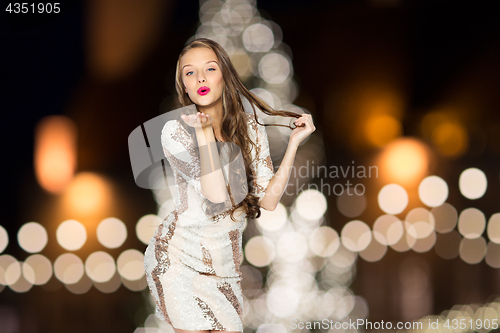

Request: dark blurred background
left=1, top=0, right=500, bottom=332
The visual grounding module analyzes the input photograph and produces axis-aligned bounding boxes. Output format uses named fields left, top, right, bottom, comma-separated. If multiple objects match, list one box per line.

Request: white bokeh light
left=54, top=253, right=84, bottom=284
left=242, top=23, right=274, bottom=52
left=341, top=220, right=372, bottom=252
left=373, top=215, right=404, bottom=245
left=56, top=220, right=87, bottom=251
left=309, top=226, right=340, bottom=257
left=295, top=189, right=327, bottom=221
left=266, top=285, right=299, bottom=317
left=378, top=184, right=408, bottom=215
left=244, top=236, right=275, bottom=267
left=18, top=222, right=48, bottom=253
left=256, top=203, right=287, bottom=232
left=136, top=214, right=162, bottom=245
left=0, top=225, right=8, bottom=254
left=459, top=168, right=487, bottom=199
left=418, top=176, right=448, bottom=207
left=85, top=251, right=116, bottom=283
left=96, top=218, right=127, bottom=249
left=258, top=52, right=291, bottom=84
left=405, top=207, right=435, bottom=239
left=23, top=254, right=52, bottom=285
left=276, top=231, right=308, bottom=262
left=117, top=249, right=144, bottom=281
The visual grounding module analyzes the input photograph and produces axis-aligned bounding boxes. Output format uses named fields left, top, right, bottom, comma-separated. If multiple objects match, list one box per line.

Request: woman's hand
left=289, top=113, right=316, bottom=146
left=181, top=112, right=213, bottom=130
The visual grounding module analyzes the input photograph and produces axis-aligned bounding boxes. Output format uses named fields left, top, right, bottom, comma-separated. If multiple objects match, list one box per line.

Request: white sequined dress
left=144, top=113, right=274, bottom=332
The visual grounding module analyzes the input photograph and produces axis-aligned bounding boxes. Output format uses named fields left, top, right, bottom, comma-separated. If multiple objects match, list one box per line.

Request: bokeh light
left=0, top=254, right=21, bottom=285
left=276, top=231, right=308, bottom=262
left=411, top=230, right=436, bottom=253
left=459, top=237, right=486, bottom=264
left=266, top=285, right=299, bottom=317
left=341, top=220, right=372, bottom=252
left=256, top=203, right=287, bottom=232
left=136, top=214, right=162, bottom=245
left=23, top=254, right=52, bottom=285
left=242, top=23, right=274, bottom=52
left=244, top=236, right=275, bottom=267
left=373, top=214, right=404, bottom=245
left=431, top=122, right=468, bottom=157
left=56, top=219, right=87, bottom=251
left=96, top=217, right=127, bottom=249
left=378, top=137, right=429, bottom=185
left=308, top=226, right=340, bottom=258
left=65, top=273, right=92, bottom=294
left=485, top=242, right=500, bottom=268
left=390, top=228, right=417, bottom=252
left=458, top=208, right=486, bottom=239
left=94, top=270, right=121, bottom=293
left=405, top=207, right=435, bottom=239
left=295, top=189, right=327, bottom=221
left=459, top=168, right=487, bottom=199
left=17, top=222, right=48, bottom=253
left=418, top=176, right=449, bottom=207
left=431, top=203, right=458, bottom=233
left=0, top=225, right=9, bottom=254
left=34, top=115, right=77, bottom=194
left=85, top=251, right=116, bottom=283
left=378, top=184, right=408, bottom=215
left=487, top=213, right=500, bottom=244
left=53, top=253, right=84, bottom=284
left=117, top=249, right=145, bottom=281
left=359, top=236, right=387, bottom=262
left=258, top=52, right=291, bottom=84
left=62, top=172, right=111, bottom=215
left=364, top=114, right=402, bottom=147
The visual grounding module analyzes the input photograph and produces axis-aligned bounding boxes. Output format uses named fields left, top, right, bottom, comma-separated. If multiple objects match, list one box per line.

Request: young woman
left=144, top=38, right=315, bottom=333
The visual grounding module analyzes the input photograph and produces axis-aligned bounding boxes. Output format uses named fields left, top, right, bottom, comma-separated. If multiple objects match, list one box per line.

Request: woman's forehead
left=181, top=47, right=218, bottom=67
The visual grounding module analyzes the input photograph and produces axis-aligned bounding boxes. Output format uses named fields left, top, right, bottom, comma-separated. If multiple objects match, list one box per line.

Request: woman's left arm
left=259, top=113, right=316, bottom=211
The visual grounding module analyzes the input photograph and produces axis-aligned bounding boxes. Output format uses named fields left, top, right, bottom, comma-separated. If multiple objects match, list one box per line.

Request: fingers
left=294, top=114, right=313, bottom=127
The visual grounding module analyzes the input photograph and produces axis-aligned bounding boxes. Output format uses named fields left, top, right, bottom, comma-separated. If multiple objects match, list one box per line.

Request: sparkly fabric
left=144, top=113, right=274, bottom=332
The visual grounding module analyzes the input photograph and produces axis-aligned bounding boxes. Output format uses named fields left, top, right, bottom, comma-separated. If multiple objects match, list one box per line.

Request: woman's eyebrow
left=182, top=60, right=218, bottom=69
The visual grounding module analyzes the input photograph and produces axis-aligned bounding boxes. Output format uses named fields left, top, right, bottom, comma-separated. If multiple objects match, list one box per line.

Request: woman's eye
left=207, top=68, right=215, bottom=72
left=186, top=71, right=193, bottom=76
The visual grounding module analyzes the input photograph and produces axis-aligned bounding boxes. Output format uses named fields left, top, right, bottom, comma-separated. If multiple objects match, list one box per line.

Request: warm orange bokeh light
left=431, top=122, right=468, bottom=157
left=378, top=137, right=430, bottom=186
left=364, top=114, right=402, bottom=147
left=34, top=116, right=77, bottom=194
left=421, top=111, right=468, bottom=157
left=61, top=172, right=111, bottom=216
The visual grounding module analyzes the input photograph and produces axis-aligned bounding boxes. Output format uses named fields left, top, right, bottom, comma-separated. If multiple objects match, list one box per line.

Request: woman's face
left=180, top=47, right=224, bottom=110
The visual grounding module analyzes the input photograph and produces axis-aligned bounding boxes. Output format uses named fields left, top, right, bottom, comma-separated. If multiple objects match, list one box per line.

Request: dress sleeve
left=160, top=120, right=208, bottom=199
left=249, top=116, right=275, bottom=200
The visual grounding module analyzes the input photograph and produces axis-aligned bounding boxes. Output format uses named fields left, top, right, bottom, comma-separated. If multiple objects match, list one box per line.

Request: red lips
left=197, top=86, right=210, bottom=95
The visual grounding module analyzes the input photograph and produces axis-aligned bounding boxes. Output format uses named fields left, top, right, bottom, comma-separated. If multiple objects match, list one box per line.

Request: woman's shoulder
left=161, top=119, right=192, bottom=146
left=244, top=113, right=265, bottom=134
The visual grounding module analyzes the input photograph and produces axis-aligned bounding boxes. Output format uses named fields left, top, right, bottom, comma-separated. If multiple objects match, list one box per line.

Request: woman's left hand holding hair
left=289, top=113, right=316, bottom=147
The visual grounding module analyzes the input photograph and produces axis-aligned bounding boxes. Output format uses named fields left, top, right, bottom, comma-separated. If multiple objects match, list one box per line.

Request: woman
left=144, top=38, right=315, bottom=333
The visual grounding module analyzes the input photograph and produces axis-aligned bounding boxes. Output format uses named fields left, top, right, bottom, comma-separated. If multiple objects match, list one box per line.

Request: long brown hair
left=175, top=38, right=301, bottom=220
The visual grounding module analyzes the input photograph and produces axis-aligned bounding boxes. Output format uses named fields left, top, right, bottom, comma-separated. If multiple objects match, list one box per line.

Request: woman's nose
left=197, top=75, right=206, bottom=83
